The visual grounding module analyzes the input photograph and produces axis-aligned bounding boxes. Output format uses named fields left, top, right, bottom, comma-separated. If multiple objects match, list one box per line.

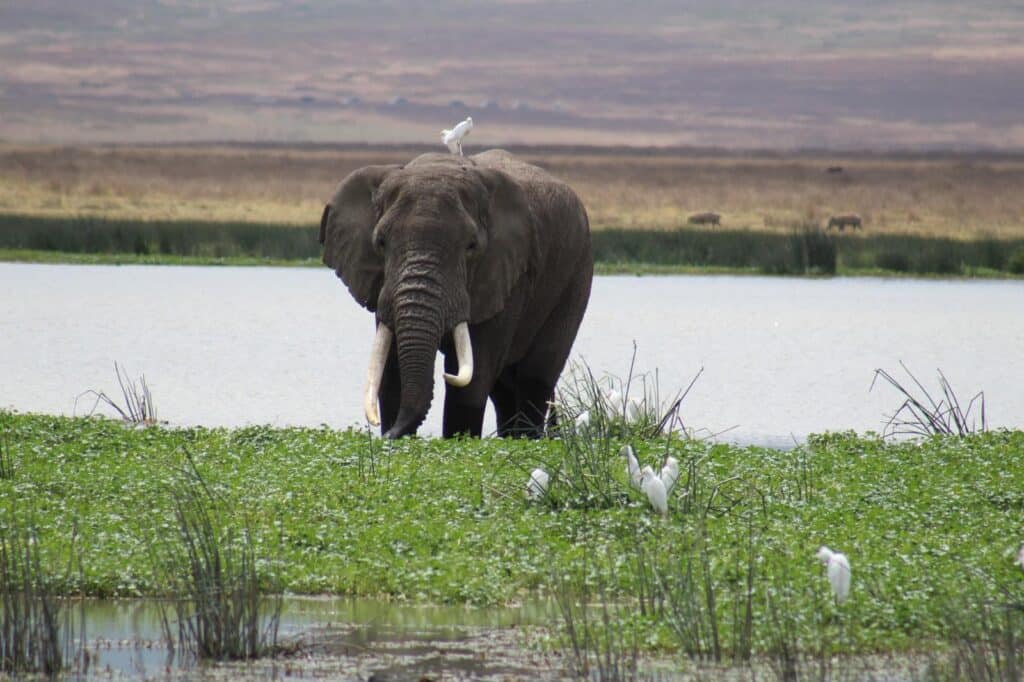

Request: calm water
left=2, top=263, right=1022, bottom=445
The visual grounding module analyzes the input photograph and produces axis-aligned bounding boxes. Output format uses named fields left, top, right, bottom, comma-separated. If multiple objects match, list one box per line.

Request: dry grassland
left=3, top=145, right=1024, bottom=240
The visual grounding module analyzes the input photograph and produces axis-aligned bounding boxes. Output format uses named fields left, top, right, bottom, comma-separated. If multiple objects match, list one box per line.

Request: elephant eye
left=374, top=232, right=386, bottom=250
left=466, top=239, right=478, bottom=253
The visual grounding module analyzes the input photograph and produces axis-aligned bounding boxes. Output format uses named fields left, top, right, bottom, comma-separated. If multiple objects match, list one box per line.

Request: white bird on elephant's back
left=441, top=117, right=473, bottom=155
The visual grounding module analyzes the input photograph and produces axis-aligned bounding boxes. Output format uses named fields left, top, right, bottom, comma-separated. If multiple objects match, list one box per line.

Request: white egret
left=660, top=456, right=679, bottom=494
left=527, top=468, right=550, bottom=500
left=441, top=117, right=473, bottom=155
left=1016, top=543, right=1024, bottom=570
left=575, top=410, right=590, bottom=429
left=605, top=389, right=621, bottom=413
left=816, top=546, right=851, bottom=604
left=627, top=396, right=643, bottom=421
left=621, top=445, right=642, bottom=490
left=640, top=467, right=668, bottom=515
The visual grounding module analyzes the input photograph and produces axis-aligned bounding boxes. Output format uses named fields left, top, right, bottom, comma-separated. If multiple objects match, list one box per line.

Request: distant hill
left=2, top=0, right=1023, bottom=149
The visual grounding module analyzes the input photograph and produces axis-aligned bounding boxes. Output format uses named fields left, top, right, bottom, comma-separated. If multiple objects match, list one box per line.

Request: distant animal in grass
left=688, top=212, right=721, bottom=227
left=816, top=546, right=851, bottom=604
left=826, top=166, right=844, bottom=174
left=640, top=466, right=668, bottom=515
left=621, top=445, right=642, bottom=490
left=660, top=456, right=679, bottom=495
left=527, top=467, right=550, bottom=500
left=827, top=214, right=862, bottom=231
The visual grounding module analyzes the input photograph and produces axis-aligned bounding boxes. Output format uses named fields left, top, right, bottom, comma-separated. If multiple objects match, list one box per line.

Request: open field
left=3, top=2, right=1024, bottom=149
left=2, top=411, right=1024, bottom=667
left=4, top=144, right=1024, bottom=240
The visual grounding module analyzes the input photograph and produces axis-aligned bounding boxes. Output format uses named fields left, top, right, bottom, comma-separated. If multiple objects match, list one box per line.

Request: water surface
left=2, top=263, right=1021, bottom=445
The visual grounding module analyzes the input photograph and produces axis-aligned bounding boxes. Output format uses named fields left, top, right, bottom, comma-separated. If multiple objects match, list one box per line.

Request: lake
left=1, top=263, right=1021, bottom=445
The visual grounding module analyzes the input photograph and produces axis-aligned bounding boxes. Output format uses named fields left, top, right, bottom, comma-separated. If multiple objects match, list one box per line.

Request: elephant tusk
left=364, top=323, right=393, bottom=426
left=444, top=322, right=474, bottom=387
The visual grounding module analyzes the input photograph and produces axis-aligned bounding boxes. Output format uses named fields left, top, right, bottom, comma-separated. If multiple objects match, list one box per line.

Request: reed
left=3, top=213, right=1024, bottom=276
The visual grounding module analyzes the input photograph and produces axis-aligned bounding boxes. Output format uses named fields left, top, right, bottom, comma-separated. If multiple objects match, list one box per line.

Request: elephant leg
left=441, top=351, right=486, bottom=437
left=490, top=367, right=519, bottom=437
left=513, top=374, right=555, bottom=439
left=378, top=344, right=402, bottom=434
left=515, top=265, right=593, bottom=438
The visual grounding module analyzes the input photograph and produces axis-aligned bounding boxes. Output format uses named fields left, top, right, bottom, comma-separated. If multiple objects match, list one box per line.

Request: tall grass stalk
left=871, top=362, right=986, bottom=437
left=76, top=362, right=158, bottom=426
left=0, top=416, right=12, bottom=480
left=0, top=519, right=84, bottom=676
left=552, top=550, right=639, bottom=681
left=156, top=451, right=282, bottom=661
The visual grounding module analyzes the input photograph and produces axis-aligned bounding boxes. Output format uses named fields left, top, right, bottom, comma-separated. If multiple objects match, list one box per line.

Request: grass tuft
left=155, top=450, right=282, bottom=661
left=75, top=362, right=158, bottom=426
left=871, top=362, right=986, bottom=438
left=0, top=514, right=84, bottom=676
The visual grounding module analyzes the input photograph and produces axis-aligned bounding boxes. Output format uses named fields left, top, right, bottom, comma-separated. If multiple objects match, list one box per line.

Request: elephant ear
left=320, top=165, right=398, bottom=311
left=470, top=168, right=540, bottom=323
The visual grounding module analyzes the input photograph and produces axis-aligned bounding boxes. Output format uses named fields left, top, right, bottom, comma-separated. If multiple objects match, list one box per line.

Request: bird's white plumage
left=816, top=546, right=851, bottom=604
left=627, top=397, right=643, bottom=421
left=527, top=468, right=550, bottom=500
left=575, top=410, right=590, bottom=428
left=660, top=456, right=679, bottom=494
left=441, top=117, right=473, bottom=155
left=1016, top=544, right=1024, bottom=570
left=621, top=445, right=642, bottom=490
left=641, top=467, right=667, bottom=515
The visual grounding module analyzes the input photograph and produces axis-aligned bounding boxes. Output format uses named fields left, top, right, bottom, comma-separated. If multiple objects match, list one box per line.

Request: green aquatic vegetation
left=1, top=411, right=1024, bottom=659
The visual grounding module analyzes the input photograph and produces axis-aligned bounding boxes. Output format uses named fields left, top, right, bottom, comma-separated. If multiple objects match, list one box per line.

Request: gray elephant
left=688, top=212, right=721, bottom=227
left=320, top=150, right=593, bottom=439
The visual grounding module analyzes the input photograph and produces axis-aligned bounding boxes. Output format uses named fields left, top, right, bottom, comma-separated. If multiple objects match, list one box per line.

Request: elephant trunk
left=382, top=257, right=448, bottom=438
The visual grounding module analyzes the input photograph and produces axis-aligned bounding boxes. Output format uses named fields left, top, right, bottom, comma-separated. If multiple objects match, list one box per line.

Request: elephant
left=688, top=212, right=721, bottom=227
left=320, top=149, right=593, bottom=439
left=827, top=214, right=862, bottom=231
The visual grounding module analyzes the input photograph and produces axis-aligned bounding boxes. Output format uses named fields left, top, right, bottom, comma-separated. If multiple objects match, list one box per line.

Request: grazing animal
left=320, top=150, right=593, bottom=439
left=827, top=214, right=862, bottom=231
left=527, top=468, right=550, bottom=500
left=640, top=467, right=668, bottom=515
left=688, top=212, right=721, bottom=227
left=816, top=546, right=852, bottom=604
left=441, top=117, right=473, bottom=155
left=826, top=166, right=844, bottom=174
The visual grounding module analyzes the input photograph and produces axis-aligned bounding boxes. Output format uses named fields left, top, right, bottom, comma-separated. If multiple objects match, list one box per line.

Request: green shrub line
left=2, top=213, right=1024, bottom=276
left=3, top=411, right=1024, bottom=659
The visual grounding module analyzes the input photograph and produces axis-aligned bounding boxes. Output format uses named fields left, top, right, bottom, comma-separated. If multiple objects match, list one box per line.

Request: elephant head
left=320, top=153, right=538, bottom=438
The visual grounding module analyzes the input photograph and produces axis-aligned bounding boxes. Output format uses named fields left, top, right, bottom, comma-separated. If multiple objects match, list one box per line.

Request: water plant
left=75, top=362, right=159, bottom=426
left=0, top=515, right=84, bottom=676
left=871, top=362, right=986, bottom=437
left=154, top=450, right=282, bottom=661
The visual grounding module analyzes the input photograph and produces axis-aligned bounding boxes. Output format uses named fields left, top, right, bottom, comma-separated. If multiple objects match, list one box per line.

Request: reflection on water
left=77, top=597, right=561, bottom=679
left=1, top=263, right=1022, bottom=445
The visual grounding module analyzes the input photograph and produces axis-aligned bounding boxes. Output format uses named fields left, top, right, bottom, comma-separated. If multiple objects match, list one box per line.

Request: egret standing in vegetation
left=640, top=467, right=668, bottom=515
left=660, top=456, right=679, bottom=494
left=441, top=117, right=473, bottom=155
left=1016, top=543, right=1024, bottom=570
left=527, top=468, right=550, bottom=500
left=816, top=546, right=851, bottom=604
left=621, top=445, right=642, bottom=489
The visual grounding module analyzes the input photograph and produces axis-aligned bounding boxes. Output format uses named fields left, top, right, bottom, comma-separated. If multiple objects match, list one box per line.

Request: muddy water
left=2, top=263, right=1023, bottom=446
left=78, top=597, right=565, bottom=679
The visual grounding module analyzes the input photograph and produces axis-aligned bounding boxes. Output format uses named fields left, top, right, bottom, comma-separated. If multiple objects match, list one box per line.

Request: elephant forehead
left=380, top=168, right=485, bottom=209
